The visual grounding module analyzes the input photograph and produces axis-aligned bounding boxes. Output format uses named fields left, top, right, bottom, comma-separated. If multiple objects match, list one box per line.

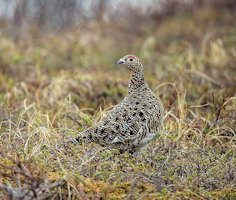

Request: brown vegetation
left=0, top=1, right=235, bottom=199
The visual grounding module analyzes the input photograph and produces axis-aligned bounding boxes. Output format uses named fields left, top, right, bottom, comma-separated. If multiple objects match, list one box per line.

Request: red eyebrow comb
left=127, top=55, right=135, bottom=59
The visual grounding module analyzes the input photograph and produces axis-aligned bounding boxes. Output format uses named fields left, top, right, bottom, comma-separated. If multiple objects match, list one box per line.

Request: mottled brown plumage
left=75, top=55, right=164, bottom=154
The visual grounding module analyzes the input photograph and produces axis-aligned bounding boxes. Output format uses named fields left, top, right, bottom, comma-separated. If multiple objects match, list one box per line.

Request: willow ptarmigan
left=75, top=55, right=164, bottom=154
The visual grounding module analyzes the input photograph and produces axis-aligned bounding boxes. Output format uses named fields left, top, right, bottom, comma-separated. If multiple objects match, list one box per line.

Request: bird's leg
left=128, top=146, right=142, bottom=157
left=131, top=150, right=140, bottom=157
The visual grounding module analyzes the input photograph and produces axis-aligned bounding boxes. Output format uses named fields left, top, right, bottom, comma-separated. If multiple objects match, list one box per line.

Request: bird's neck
left=128, top=69, right=145, bottom=94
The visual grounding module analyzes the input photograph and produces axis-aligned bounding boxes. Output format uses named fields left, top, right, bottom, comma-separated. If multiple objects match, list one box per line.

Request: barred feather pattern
left=76, top=55, right=164, bottom=154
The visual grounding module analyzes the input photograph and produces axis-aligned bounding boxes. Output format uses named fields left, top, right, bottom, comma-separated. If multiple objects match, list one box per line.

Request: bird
left=75, top=55, right=164, bottom=155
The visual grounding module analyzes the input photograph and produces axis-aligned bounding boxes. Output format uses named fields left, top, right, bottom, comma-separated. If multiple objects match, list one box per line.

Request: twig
left=125, top=177, right=139, bottom=200
left=0, top=151, right=66, bottom=199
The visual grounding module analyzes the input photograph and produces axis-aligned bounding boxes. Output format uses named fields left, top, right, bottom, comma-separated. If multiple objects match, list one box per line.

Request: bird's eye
left=129, top=58, right=133, bottom=61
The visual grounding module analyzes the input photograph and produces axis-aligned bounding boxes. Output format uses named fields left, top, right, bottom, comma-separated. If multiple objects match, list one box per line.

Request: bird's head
left=117, top=55, right=143, bottom=72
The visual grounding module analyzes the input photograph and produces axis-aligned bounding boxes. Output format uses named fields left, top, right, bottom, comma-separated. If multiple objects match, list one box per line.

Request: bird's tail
left=75, top=127, right=94, bottom=144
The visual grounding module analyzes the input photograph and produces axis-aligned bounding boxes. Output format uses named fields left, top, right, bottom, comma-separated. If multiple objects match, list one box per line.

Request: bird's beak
left=117, top=58, right=125, bottom=65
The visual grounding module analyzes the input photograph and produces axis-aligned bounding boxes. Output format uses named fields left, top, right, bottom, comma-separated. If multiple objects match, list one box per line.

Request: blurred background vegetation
left=0, top=0, right=235, bottom=108
left=0, top=0, right=235, bottom=199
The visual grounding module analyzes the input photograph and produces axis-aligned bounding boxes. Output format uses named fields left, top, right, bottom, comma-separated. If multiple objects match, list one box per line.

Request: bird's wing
left=110, top=120, right=143, bottom=144
left=96, top=96, right=145, bottom=144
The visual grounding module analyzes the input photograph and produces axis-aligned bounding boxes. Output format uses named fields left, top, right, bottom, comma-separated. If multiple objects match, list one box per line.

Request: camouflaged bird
left=75, top=55, right=164, bottom=154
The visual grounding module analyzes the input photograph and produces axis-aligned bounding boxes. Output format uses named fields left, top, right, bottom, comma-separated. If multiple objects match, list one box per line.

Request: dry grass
left=0, top=7, right=236, bottom=199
